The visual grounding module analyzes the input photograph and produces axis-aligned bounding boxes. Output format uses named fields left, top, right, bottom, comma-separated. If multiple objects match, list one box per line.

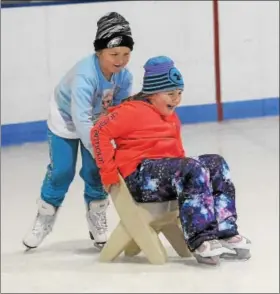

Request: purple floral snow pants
left=124, top=154, right=239, bottom=251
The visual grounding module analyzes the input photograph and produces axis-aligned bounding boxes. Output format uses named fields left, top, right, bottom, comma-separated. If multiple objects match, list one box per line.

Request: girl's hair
left=121, top=92, right=152, bottom=104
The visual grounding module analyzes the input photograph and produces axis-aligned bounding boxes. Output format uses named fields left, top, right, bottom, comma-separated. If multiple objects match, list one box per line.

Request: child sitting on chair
left=91, top=56, right=251, bottom=265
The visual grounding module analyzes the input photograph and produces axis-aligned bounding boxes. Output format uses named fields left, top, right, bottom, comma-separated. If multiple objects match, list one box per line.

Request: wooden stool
left=99, top=175, right=191, bottom=265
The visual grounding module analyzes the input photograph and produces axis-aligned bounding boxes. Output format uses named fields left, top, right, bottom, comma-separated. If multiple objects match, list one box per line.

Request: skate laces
left=223, top=235, right=251, bottom=249
left=197, top=240, right=222, bottom=253
left=226, top=235, right=248, bottom=244
left=91, top=211, right=108, bottom=234
left=209, top=239, right=222, bottom=246
left=32, top=214, right=53, bottom=236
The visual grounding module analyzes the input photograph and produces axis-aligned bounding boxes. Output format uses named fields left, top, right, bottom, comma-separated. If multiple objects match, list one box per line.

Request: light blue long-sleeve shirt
left=47, top=54, right=133, bottom=156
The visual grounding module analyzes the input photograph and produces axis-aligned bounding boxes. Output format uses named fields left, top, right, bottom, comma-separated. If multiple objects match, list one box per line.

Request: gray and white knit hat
left=94, top=12, right=134, bottom=51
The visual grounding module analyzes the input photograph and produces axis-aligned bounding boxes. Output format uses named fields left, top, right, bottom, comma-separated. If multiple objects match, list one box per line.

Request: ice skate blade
left=22, top=241, right=37, bottom=251
left=221, top=248, right=251, bottom=260
left=94, top=242, right=106, bottom=250
left=194, top=254, right=221, bottom=266
left=89, top=232, right=106, bottom=250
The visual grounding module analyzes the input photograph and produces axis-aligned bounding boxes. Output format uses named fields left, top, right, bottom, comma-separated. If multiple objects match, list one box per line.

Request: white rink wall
left=219, top=1, right=279, bottom=102
left=1, top=0, right=279, bottom=144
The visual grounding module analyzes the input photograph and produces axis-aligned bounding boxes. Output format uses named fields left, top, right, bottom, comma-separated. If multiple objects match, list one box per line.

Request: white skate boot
left=193, top=239, right=235, bottom=265
left=23, top=199, right=58, bottom=249
left=219, top=235, right=251, bottom=260
left=86, top=199, right=109, bottom=250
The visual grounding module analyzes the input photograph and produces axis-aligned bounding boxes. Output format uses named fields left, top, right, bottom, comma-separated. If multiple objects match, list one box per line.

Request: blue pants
left=125, top=154, right=238, bottom=251
left=41, top=129, right=107, bottom=207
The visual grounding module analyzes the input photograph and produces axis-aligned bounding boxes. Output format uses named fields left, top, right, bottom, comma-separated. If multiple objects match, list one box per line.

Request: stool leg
left=99, top=222, right=132, bottom=262
left=124, top=228, right=162, bottom=257
left=123, top=219, right=168, bottom=264
left=110, top=177, right=168, bottom=264
left=124, top=239, right=141, bottom=257
left=161, top=223, right=192, bottom=258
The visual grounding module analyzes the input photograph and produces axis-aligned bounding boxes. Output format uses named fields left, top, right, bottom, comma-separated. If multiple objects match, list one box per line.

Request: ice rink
left=1, top=117, right=279, bottom=293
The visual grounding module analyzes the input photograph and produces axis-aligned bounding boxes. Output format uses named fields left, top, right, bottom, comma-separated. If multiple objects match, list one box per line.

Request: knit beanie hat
left=142, top=56, right=184, bottom=94
left=94, top=12, right=134, bottom=51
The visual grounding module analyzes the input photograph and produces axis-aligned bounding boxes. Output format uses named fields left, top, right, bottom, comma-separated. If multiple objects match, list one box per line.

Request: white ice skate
left=86, top=199, right=109, bottom=250
left=193, top=239, right=235, bottom=265
left=219, top=235, right=251, bottom=260
left=23, top=199, right=58, bottom=249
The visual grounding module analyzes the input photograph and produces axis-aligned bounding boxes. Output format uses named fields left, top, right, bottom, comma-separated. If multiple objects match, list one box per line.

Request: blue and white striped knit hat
left=142, top=56, right=184, bottom=94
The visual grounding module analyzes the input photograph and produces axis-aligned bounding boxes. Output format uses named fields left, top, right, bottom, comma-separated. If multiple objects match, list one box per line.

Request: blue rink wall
left=1, top=97, right=279, bottom=146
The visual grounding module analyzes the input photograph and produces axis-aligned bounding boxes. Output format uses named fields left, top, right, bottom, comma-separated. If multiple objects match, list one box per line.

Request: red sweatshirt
left=91, top=100, right=185, bottom=185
